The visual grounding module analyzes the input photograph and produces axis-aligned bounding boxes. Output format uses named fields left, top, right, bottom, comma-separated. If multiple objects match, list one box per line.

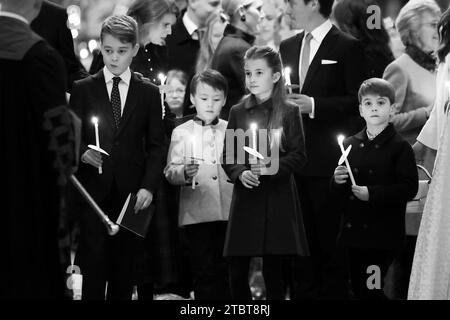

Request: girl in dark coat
left=331, top=78, right=418, bottom=299
left=222, top=46, right=309, bottom=300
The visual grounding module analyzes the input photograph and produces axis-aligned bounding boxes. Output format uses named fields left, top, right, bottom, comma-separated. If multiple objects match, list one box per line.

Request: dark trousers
left=228, top=256, right=285, bottom=300
left=184, top=221, right=230, bottom=300
left=75, top=182, right=140, bottom=300
left=291, top=176, right=348, bottom=299
left=347, top=247, right=394, bottom=300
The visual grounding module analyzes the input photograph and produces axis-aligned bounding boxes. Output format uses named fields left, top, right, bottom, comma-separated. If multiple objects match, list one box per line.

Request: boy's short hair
left=358, top=78, right=396, bottom=104
left=190, top=69, right=228, bottom=97
left=100, top=15, right=138, bottom=46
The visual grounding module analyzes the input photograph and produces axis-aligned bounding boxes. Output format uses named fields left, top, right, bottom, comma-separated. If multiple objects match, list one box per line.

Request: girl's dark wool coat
left=331, top=123, right=418, bottom=249
left=222, top=97, right=310, bottom=256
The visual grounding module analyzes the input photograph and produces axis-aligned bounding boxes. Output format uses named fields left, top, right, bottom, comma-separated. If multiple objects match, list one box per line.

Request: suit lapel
left=92, top=71, right=116, bottom=133
left=302, top=26, right=339, bottom=93
left=116, top=72, right=139, bottom=137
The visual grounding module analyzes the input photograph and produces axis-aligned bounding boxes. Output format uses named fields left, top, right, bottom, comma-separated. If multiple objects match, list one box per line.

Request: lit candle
left=250, top=123, right=257, bottom=162
left=337, top=135, right=355, bottom=186
left=158, top=73, right=167, bottom=119
left=91, top=116, right=102, bottom=175
left=191, top=135, right=196, bottom=190
left=284, top=67, right=292, bottom=94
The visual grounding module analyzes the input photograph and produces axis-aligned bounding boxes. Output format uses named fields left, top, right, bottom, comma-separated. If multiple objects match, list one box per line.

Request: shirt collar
left=308, top=19, right=332, bottom=43
left=193, top=115, right=219, bottom=127
left=103, top=66, right=131, bottom=86
left=182, top=11, right=199, bottom=37
left=0, top=11, right=29, bottom=25
left=355, top=123, right=396, bottom=146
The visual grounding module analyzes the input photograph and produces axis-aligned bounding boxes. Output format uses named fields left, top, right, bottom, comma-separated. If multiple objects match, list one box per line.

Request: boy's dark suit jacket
left=279, top=25, right=367, bottom=177
left=70, top=70, right=166, bottom=207
left=31, top=0, right=88, bottom=92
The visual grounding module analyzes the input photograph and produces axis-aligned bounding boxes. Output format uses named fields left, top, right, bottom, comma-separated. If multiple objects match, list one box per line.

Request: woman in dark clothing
left=222, top=46, right=309, bottom=300
left=332, top=0, right=394, bottom=78
left=211, top=0, right=264, bottom=120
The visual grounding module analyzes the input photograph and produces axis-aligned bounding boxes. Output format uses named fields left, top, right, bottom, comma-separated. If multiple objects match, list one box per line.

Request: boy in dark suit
left=280, top=0, right=367, bottom=299
left=70, top=15, right=166, bottom=300
left=331, top=78, right=418, bottom=299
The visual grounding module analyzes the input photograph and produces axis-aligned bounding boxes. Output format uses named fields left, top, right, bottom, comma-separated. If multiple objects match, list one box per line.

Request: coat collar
left=170, top=15, right=197, bottom=45
left=354, top=123, right=397, bottom=146
left=223, top=24, right=255, bottom=46
left=244, top=95, right=273, bottom=110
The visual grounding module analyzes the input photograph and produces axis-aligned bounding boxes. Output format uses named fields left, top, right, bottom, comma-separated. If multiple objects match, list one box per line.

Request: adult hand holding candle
left=337, top=135, right=356, bottom=186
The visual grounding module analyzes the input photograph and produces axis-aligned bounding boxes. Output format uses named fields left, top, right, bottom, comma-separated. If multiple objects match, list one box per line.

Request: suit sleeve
left=383, top=63, right=429, bottom=133
left=313, top=39, right=366, bottom=121
left=69, top=81, right=89, bottom=158
left=269, top=106, right=307, bottom=180
left=222, top=107, right=248, bottom=183
left=140, top=86, right=167, bottom=193
left=367, top=142, right=418, bottom=205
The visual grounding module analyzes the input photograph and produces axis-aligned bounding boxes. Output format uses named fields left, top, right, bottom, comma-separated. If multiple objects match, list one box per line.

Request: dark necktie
left=111, top=76, right=121, bottom=128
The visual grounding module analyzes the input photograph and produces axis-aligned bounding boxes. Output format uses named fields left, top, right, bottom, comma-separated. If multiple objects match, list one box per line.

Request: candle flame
left=158, top=73, right=166, bottom=84
left=250, top=123, right=257, bottom=131
left=284, top=66, right=291, bottom=75
left=91, top=116, right=98, bottom=124
left=337, top=134, right=345, bottom=145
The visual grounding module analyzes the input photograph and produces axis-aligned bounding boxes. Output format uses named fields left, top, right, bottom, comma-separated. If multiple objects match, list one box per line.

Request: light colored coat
left=165, top=119, right=233, bottom=226
left=383, top=53, right=436, bottom=144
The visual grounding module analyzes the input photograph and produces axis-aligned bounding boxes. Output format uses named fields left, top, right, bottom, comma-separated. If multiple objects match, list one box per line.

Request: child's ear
left=132, top=43, right=139, bottom=57
left=190, top=94, right=195, bottom=106
left=359, top=105, right=364, bottom=117
left=272, top=71, right=281, bottom=83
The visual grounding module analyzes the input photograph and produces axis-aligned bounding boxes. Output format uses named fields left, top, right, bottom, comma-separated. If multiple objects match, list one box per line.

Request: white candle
left=337, top=135, right=355, bottom=186
left=284, top=67, right=292, bottom=94
left=91, top=116, right=102, bottom=175
left=250, top=123, right=257, bottom=162
left=191, top=135, right=196, bottom=190
left=158, top=73, right=167, bottom=119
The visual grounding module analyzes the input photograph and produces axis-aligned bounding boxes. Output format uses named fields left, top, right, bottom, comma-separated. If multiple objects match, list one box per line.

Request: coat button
left=359, top=142, right=365, bottom=148
left=212, top=176, right=217, bottom=180
left=368, top=169, right=373, bottom=174
left=349, top=195, right=355, bottom=200
left=346, top=223, right=352, bottom=229
left=150, top=68, right=153, bottom=71
left=353, top=168, right=359, bottom=174
left=363, top=224, right=368, bottom=229
left=147, top=58, right=151, bottom=62
left=375, top=144, right=379, bottom=149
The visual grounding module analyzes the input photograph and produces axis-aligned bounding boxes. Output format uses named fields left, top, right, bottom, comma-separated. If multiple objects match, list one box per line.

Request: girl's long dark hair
left=244, top=45, right=289, bottom=149
left=437, top=7, right=450, bottom=63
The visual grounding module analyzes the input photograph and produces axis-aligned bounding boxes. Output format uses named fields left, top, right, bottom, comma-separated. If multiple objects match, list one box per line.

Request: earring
left=240, top=15, right=246, bottom=22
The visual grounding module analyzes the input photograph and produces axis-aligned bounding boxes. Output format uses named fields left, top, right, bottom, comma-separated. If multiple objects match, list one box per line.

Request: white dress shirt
left=182, top=11, right=200, bottom=40
left=103, top=66, right=131, bottom=115
left=299, top=19, right=333, bottom=119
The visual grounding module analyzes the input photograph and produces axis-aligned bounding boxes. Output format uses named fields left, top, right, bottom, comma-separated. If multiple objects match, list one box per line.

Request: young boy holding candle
left=331, top=78, right=418, bottom=299
left=164, top=69, right=233, bottom=299
left=69, top=15, right=166, bottom=300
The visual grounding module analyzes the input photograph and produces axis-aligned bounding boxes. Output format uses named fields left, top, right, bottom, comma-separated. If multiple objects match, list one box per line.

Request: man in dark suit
left=165, top=0, right=221, bottom=115
left=70, top=15, right=166, bottom=299
left=31, top=0, right=88, bottom=92
left=280, top=0, right=367, bottom=299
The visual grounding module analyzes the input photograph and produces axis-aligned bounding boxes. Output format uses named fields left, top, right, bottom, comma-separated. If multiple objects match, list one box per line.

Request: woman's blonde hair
left=395, top=0, right=441, bottom=47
